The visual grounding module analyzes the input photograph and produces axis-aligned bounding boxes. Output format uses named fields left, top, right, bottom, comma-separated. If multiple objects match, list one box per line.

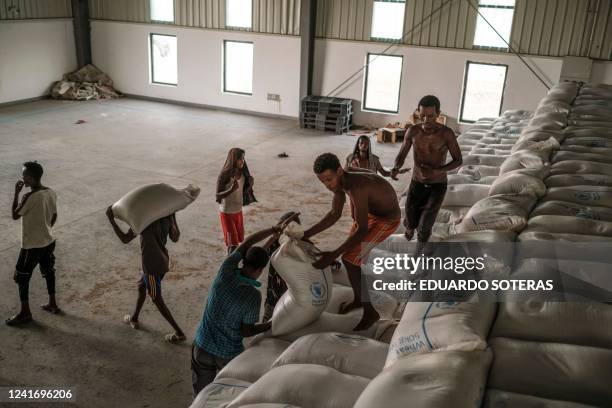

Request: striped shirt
left=195, top=251, right=261, bottom=359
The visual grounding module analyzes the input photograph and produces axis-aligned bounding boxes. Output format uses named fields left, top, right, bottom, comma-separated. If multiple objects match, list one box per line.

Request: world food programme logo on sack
left=435, top=301, right=458, bottom=310
left=310, top=281, right=327, bottom=306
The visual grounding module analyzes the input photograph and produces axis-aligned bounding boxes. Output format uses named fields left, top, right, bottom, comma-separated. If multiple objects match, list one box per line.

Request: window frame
left=149, top=33, right=178, bottom=86
left=225, top=0, right=253, bottom=29
left=223, top=40, right=254, bottom=96
left=150, top=0, right=175, bottom=24
left=362, top=52, right=404, bottom=114
left=459, top=60, right=508, bottom=124
left=370, top=0, right=407, bottom=42
left=472, top=0, right=516, bottom=50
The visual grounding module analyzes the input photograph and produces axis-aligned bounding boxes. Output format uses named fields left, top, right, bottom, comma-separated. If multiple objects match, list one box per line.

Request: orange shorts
left=342, top=215, right=400, bottom=266
left=219, top=211, right=244, bottom=247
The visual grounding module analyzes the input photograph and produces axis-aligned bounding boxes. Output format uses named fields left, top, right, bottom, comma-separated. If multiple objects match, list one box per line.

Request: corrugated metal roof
left=88, top=0, right=300, bottom=35
left=0, top=0, right=72, bottom=19
left=315, top=0, right=612, bottom=59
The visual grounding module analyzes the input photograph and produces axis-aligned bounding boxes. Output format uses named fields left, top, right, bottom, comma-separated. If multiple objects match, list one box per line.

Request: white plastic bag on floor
left=272, top=333, right=388, bottom=378
left=385, top=299, right=496, bottom=367
left=270, top=224, right=333, bottom=336
left=216, top=338, right=291, bottom=384
left=489, top=338, right=612, bottom=407
left=456, top=193, right=537, bottom=233
left=190, top=378, right=251, bottom=408
left=356, top=350, right=492, bottom=408
left=226, top=364, right=369, bottom=408
left=112, top=183, right=200, bottom=233
left=442, top=184, right=491, bottom=207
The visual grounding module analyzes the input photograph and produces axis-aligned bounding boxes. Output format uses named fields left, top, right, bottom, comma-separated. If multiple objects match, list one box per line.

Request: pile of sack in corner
left=51, top=64, right=121, bottom=101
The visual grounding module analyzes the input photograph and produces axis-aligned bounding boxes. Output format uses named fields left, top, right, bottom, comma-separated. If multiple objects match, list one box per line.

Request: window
left=226, top=0, right=252, bottom=29
left=460, top=61, right=508, bottom=123
left=473, top=0, right=515, bottom=48
left=363, top=53, right=403, bottom=113
left=224, top=41, right=253, bottom=95
left=150, top=0, right=174, bottom=23
left=371, top=0, right=406, bottom=40
left=150, top=34, right=178, bottom=85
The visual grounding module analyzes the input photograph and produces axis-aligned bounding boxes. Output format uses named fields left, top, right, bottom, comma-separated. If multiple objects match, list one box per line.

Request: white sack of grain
left=111, top=183, right=200, bottom=233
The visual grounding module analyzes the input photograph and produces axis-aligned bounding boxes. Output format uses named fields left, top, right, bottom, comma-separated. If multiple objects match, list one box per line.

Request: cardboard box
left=376, top=127, right=405, bottom=143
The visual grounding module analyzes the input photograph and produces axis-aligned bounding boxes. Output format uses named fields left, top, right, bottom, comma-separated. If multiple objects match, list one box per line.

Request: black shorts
left=15, top=241, right=56, bottom=278
left=404, top=181, right=447, bottom=238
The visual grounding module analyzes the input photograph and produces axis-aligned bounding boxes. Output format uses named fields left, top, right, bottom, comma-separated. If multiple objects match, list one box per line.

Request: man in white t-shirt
left=7, top=162, right=58, bottom=326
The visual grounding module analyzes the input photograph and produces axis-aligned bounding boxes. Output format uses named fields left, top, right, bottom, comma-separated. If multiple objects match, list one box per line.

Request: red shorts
left=342, top=215, right=400, bottom=266
left=219, top=211, right=244, bottom=247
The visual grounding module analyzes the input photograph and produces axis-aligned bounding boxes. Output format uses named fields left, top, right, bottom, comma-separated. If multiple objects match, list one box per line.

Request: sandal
left=123, top=314, right=139, bottom=330
left=40, top=304, right=61, bottom=314
left=165, top=333, right=186, bottom=344
left=5, top=314, right=33, bottom=326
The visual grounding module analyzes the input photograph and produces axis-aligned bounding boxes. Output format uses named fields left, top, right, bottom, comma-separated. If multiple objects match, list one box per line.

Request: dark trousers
left=14, top=241, right=56, bottom=302
left=404, top=180, right=447, bottom=242
left=191, top=343, right=231, bottom=397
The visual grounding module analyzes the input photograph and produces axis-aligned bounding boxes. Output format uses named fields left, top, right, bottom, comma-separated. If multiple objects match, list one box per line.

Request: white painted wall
left=91, top=21, right=301, bottom=117
left=591, top=61, right=612, bottom=85
left=313, top=39, right=565, bottom=132
left=0, top=19, right=76, bottom=104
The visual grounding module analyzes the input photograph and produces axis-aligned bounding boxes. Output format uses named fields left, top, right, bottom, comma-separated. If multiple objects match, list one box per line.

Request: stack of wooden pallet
left=299, top=96, right=353, bottom=134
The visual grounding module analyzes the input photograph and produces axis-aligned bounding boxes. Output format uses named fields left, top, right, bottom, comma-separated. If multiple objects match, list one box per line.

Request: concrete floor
left=0, top=98, right=409, bottom=408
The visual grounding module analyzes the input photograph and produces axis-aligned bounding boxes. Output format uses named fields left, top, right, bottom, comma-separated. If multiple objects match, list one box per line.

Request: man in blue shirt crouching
left=191, top=214, right=298, bottom=396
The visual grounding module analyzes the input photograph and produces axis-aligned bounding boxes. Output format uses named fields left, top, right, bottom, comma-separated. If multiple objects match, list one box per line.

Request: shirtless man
left=305, top=153, right=401, bottom=330
left=391, top=95, right=462, bottom=250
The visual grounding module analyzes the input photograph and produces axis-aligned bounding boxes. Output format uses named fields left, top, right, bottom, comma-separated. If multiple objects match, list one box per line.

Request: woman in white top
left=216, top=148, right=256, bottom=253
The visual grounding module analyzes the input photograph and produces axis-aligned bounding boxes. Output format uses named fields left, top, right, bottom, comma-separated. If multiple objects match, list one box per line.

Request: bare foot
left=6, top=313, right=33, bottom=326
left=165, top=332, right=186, bottom=344
left=404, top=229, right=414, bottom=241
left=40, top=304, right=61, bottom=314
left=339, top=301, right=361, bottom=315
left=353, top=309, right=380, bottom=331
left=123, top=314, right=139, bottom=329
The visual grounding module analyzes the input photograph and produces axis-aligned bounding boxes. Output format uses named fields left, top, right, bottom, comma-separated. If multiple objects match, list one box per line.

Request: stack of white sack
left=271, top=332, right=389, bottom=379
left=112, top=183, right=200, bottom=233
left=484, top=390, right=600, bottom=408
left=487, top=337, right=612, bottom=407
left=267, top=223, right=333, bottom=336
left=530, top=200, right=612, bottom=221
left=189, top=378, right=252, bottom=408
left=456, top=192, right=538, bottom=233
left=225, top=364, right=370, bottom=408
left=385, top=297, right=497, bottom=367
left=355, top=350, right=492, bottom=408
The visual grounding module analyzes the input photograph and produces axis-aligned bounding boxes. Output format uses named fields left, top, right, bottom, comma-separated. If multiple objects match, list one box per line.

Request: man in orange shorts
left=304, top=153, right=400, bottom=330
